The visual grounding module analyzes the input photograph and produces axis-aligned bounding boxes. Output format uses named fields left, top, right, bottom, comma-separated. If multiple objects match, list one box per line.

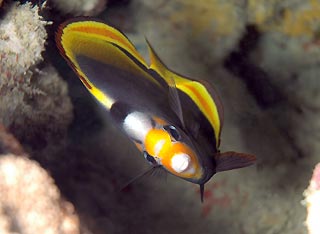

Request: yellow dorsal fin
left=146, top=40, right=222, bottom=147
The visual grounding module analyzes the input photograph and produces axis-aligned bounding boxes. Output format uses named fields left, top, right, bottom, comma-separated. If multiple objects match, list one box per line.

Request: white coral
left=303, top=163, right=320, bottom=234
left=0, top=2, right=48, bottom=75
left=0, top=154, right=80, bottom=234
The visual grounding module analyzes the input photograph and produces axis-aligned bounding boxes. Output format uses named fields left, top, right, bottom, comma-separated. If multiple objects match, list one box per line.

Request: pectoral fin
left=215, top=151, right=256, bottom=172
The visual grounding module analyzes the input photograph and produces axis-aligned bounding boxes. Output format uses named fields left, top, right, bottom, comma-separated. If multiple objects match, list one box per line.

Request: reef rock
left=51, top=0, right=108, bottom=16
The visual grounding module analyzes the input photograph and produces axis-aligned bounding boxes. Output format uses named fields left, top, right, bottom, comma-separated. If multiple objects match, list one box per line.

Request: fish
left=55, top=18, right=256, bottom=202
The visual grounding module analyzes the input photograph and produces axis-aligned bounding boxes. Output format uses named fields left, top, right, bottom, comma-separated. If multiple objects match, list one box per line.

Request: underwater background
left=0, top=0, right=319, bottom=233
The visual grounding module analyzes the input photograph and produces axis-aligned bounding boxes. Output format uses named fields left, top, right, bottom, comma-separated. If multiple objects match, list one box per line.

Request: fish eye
left=163, top=125, right=181, bottom=141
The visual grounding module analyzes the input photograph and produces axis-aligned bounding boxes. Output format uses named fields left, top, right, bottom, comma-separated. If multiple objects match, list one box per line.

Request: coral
left=51, top=0, right=107, bottom=16
left=249, top=31, right=320, bottom=157
left=127, top=0, right=320, bottom=67
left=0, top=154, right=80, bottom=234
left=247, top=0, right=320, bottom=38
left=128, top=0, right=246, bottom=67
left=303, top=164, right=320, bottom=234
left=268, top=0, right=320, bottom=37
left=247, top=0, right=282, bottom=26
left=0, top=125, right=82, bottom=234
left=0, top=124, right=25, bottom=156
left=0, top=2, right=73, bottom=151
left=279, top=0, right=320, bottom=37
left=130, top=0, right=320, bottom=66
left=0, top=2, right=48, bottom=76
left=0, top=64, right=73, bottom=151
left=0, top=3, right=77, bottom=231
left=167, top=0, right=242, bottom=37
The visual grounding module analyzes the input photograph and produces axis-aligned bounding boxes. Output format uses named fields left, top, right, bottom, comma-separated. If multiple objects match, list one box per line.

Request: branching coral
left=0, top=2, right=73, bottom=150
left=2, top=65, right=73, bottom=150
left=0, top=2, right=48, bottom=112
left=0, top=2, right=48, bottom=76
